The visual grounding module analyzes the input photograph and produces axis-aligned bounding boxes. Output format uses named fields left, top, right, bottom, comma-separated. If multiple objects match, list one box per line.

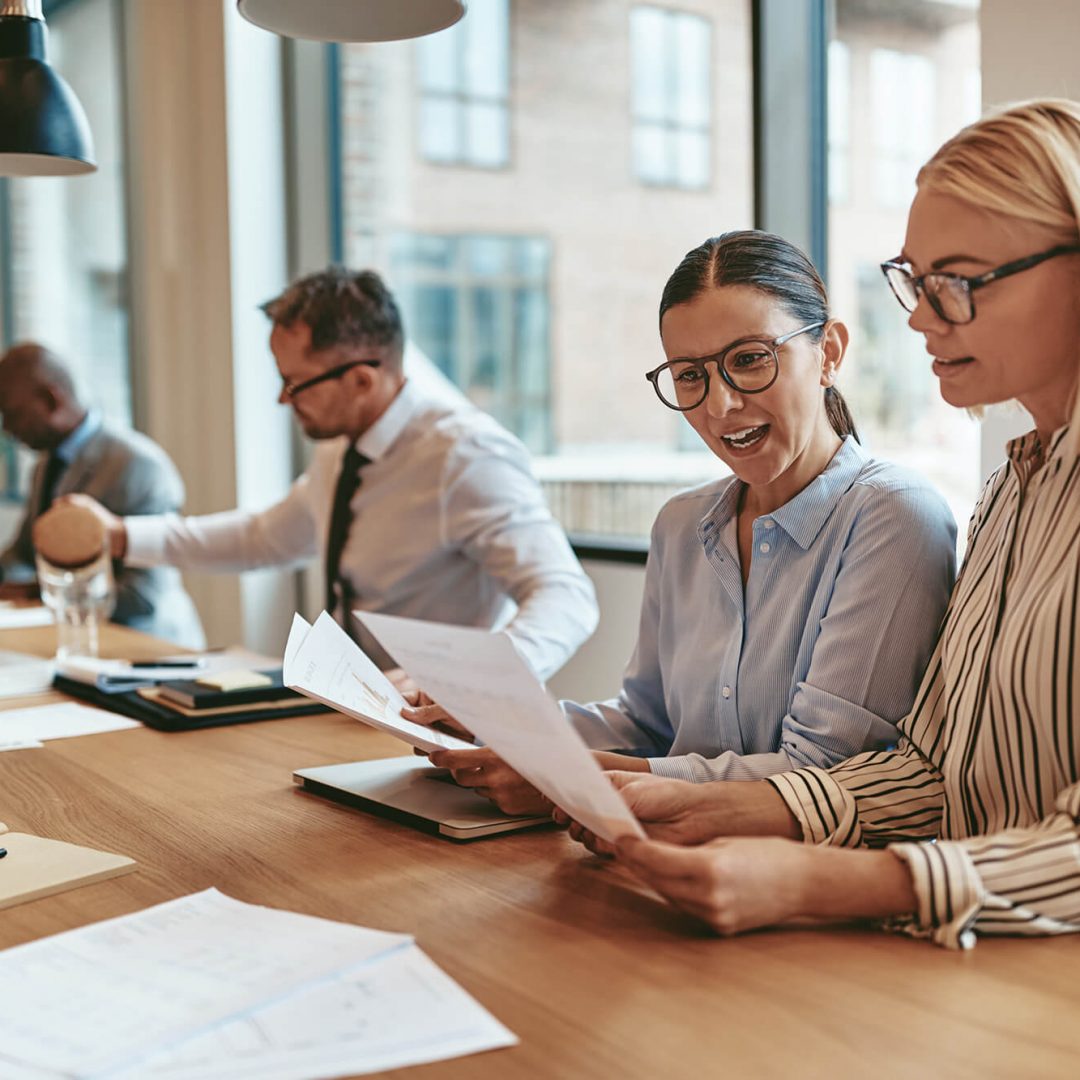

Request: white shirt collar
left=354, top=378, right=421, bottom=462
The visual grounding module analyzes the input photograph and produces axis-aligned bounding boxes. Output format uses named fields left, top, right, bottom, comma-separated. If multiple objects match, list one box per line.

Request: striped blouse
left=770, top=425, right=1080, bottom=949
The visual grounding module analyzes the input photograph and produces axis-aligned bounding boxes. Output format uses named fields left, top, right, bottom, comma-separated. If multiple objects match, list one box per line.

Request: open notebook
left=0, top=821, right=136, bottom=910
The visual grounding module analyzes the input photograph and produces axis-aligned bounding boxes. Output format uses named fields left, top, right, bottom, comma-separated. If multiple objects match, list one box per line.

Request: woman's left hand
left=429, top=746, right=552, bottom=816
left=613, top=837, right=918, bottom=935
left=614, top=835, right=811, bottom=935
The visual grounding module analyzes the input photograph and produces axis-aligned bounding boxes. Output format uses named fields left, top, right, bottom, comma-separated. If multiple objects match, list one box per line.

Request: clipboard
left=0, top=821, right=136, bottom=910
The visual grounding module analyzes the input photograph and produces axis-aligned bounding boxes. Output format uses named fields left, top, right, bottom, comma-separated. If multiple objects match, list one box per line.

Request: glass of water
left=34, top=506, right=116, bottom=659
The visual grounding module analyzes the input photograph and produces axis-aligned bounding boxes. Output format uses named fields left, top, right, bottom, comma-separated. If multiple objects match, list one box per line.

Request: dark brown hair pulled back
left=659, top=230, right=858, bottom=441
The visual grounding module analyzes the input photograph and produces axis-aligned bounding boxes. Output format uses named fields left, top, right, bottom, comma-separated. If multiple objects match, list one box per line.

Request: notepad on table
left=0, top=820, right=135, bottom=911
left=157, top=668, right=293, bottom=710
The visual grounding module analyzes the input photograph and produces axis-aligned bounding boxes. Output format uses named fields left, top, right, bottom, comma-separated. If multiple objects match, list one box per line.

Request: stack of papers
left=0, top=648, right=54, bottom=699
left=0, top=889, right=515, bottom=1079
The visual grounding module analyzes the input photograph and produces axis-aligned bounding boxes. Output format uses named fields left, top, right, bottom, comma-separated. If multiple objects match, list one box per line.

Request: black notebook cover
left=53, top=675, right=332, bottom=732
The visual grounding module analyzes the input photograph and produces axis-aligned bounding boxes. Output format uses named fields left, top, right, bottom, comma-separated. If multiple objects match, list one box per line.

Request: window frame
left=629, top=4, right=714, bottom=191
left=414, top=0, right=513, bottom=170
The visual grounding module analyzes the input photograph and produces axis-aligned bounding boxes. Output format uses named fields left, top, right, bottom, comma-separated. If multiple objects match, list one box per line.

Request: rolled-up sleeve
left=888, top=781, right=1080, bottom=949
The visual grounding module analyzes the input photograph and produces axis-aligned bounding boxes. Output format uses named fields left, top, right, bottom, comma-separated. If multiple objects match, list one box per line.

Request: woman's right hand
left=556, top=771, right=802, bottom=854
left=555, top=771, right=728, bottom=855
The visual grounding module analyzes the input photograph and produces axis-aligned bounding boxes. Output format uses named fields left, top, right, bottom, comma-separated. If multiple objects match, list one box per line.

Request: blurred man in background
left=0, top=343, right=204, bottom=647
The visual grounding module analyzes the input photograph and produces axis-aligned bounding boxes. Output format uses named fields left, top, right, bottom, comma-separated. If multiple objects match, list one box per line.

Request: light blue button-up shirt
left=54, top=409, right=101, bottom=467
left=563, top=437, right=958, bottom=782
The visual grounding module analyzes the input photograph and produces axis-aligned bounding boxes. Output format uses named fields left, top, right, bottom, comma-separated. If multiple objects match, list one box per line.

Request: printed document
left=283, top=613, right=473, bottom=755
left=0, top=889, right=514, bottom=1080
left=0, top=889, right=409, bottom=1078
left=116, top=945, right=516, bottom=1080
left=357, top=612, right=644, bottom=843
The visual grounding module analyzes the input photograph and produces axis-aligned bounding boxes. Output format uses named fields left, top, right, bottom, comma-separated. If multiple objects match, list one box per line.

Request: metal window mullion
left=753, top=0, right=828, bottom=278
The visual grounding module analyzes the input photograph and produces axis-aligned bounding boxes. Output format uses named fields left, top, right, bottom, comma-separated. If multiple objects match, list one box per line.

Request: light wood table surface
left=2, top=622, right=1079, bottom=1079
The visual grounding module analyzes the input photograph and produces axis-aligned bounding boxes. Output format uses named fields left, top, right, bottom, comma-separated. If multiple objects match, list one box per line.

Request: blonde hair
left=916, top=99, right=1080, bottom=453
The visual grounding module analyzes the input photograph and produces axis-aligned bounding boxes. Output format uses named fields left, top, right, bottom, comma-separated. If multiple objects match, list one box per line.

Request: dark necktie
left=325, top=445, right=370, bottom=617
left=38, top=453, right=67, bottom=515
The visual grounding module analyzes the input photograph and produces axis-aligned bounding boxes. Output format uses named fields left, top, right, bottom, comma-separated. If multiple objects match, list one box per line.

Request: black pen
left=127, top=659, right=206, bottom=669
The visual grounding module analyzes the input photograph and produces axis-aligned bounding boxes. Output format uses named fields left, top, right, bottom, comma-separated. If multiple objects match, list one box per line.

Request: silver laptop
left=293, top=756, right=553, bottom=841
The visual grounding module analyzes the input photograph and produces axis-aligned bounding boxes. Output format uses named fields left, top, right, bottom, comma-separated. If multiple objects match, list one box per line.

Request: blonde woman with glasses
left=567, top=99, right=1080, bottom=950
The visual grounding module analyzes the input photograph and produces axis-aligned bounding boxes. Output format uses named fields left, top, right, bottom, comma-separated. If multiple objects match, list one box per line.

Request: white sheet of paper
left=357, top=612, right=644, bottom=843
left=283, top=612, right=473, bottom=754
left=0, top=649, right=54, bottom=698
left=0, top=889, right=411, bottom=1079
left=0, top=739, right=43, bottom=752
left=117, top=945, right=516, bottom=1080
left=0, top=701, right=139, bottom=741
left=0, top=604, right=53, bottom=629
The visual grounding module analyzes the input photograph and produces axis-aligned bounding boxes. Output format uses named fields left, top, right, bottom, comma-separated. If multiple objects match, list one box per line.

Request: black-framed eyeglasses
left=645, top=321, right=825, bottom=411
left=881, top=244, right=1080, bottom=325
left=280, top=358, right=382, bottom=400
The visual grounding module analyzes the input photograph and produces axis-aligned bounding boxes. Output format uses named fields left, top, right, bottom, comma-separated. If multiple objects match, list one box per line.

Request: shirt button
left=722, top=686, right=731, bottom=698
left=763, top=519, right=775, bottom=529
left=759, top=542, right=771, bottom=554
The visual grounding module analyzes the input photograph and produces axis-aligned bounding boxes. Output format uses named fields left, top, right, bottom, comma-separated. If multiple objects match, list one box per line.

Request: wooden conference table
left=2, top=622, right=1079, bottom=1079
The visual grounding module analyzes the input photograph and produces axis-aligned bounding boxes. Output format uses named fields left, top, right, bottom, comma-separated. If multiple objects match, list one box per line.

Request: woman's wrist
left=593, top=750, right=651, bottom=772
left=797, top=846, right=917, bottom=920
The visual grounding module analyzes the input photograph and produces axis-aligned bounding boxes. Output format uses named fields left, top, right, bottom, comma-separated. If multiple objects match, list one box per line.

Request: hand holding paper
left=357, top=611, right=644, bottom=843
left=283, top=613, right=474, bottom=754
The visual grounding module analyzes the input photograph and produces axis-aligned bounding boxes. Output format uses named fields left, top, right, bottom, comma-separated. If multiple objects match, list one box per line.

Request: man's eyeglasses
left=645, top=321, right=825, bottom=411
left=881, top=244, right=1080, bottom=325
left=280, top=358, right=382, bottom=401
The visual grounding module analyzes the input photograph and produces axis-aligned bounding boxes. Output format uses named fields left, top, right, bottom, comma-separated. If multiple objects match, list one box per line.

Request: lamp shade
left=0, top=7, right=95, bottom=176
left=237, top=0, right=466, bottom=42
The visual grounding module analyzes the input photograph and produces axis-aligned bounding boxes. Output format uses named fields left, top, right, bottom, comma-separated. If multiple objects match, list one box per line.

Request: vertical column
left=754, top=0, right=828, bottom=274
left=122, top=0, right=296, bottom=652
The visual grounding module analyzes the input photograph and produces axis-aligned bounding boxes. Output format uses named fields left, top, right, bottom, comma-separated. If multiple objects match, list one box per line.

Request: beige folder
left=0, top=821, right=136, bottom=910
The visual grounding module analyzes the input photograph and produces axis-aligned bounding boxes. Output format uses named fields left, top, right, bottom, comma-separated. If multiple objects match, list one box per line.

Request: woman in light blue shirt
left=417, top=230, right=957, bottom=808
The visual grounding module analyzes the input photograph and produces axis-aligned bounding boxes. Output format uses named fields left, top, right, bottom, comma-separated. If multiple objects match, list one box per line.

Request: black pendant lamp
left=237, top=0, right=466, bottom=42
left=0, top=0, right=95, bottom=176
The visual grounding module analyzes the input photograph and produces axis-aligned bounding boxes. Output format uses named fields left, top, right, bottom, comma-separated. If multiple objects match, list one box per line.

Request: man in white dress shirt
left=68, top=268, right=597, bottom=681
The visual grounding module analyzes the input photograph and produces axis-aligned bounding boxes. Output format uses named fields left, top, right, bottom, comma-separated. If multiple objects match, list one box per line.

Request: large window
left=629, top=5, right=712, bottom=189
left=338, top=0, right=753, bottom=542
left=389, top=233, right=551, bottom=451
left=0, top=0, right=130, bottom=501
left=870, top=48, right=936, bottom=209
left=416, top=0, right=510, bottom=168
left=828, top=0, right=982, bottom=533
